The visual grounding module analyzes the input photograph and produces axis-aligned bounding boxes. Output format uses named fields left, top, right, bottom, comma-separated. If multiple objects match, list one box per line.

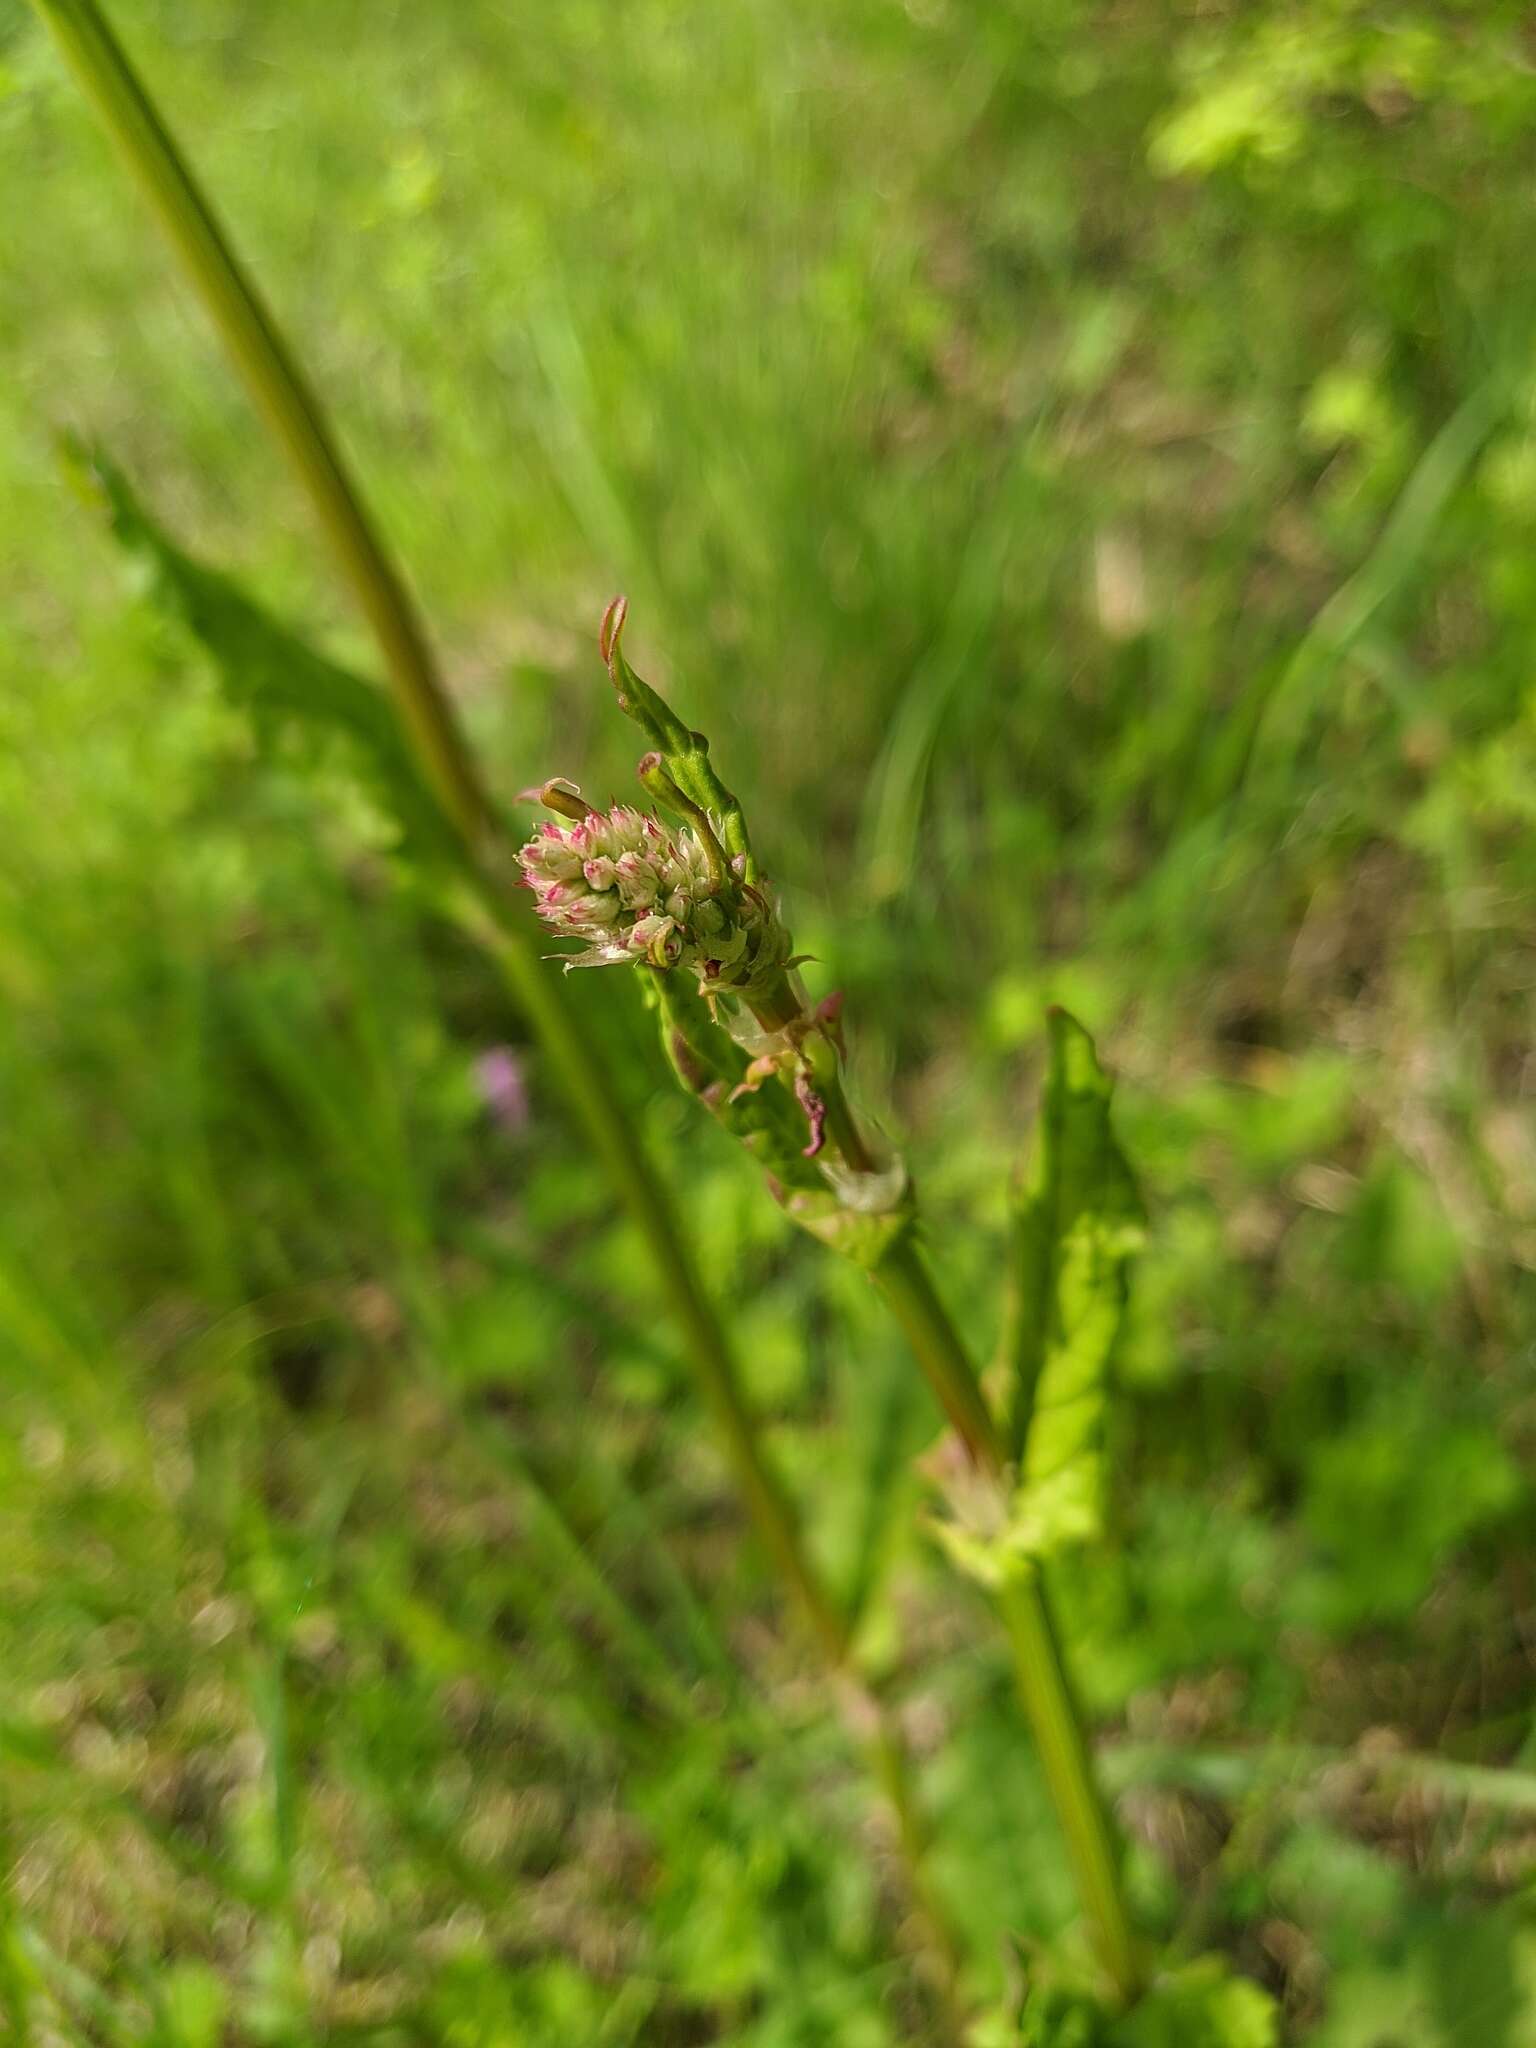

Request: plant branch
left=875, top=1229, right=1142, bottom=1999
left=31, top=0, right=965, bottom=2007
left=27, top=0, right=838, bottom=1671
left=872, top=1237, right=1001, bottom=1470
left=878, top=1233, right=1143, bottom=2000
left=786, top=1042, right=1137, bottom=2006
left=995, top=1575, right=1143, bottom=2001
left=454, top=888, right=854, bottom=1668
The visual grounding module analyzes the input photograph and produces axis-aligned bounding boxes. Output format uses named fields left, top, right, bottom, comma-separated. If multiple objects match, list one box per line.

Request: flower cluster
left=518, top=797, right=792, bottom=1001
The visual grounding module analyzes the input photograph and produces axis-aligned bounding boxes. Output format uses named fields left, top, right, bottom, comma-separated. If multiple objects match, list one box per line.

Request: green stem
left=31, top=0, right=962, bottom=2001
left=459, top=892, right=853, bottom=1670
left=995, top=1574, right=1144, bottom=2003
left=475, top=905, right=975, bottom=2011
left=873, top=1237, right=1000, bottom=1470
left=485, top=965, right=985, bottom=2015
left=866, top=1705, right=970, bottom=2046
left=27, top=0, right=838, bottom=1666
left=870, top=1236, right=1144, bottom=2003
left=28, top=0, right=495, bottom=851
left=786, top=1006, right=1140, bottom=1997
left=813, top=1052, right=879, bottom=1178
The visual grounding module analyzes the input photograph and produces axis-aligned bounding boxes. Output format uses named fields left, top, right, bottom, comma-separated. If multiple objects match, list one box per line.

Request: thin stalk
left=995, top=1576, right=1143, bottom=2001
left=871, top=1237, right=1144, bottom=2004
left=812, top=1035, right=1142, bottom=1995
left=27, top=0, right=836, bottom=1662
left=872, top=1236, right=1000, bottom=1471
left=457, top=892, right=853, bottom=1669
left=866, top=1706, right=970, bottom=2048
left=28, top=0, right=494, bottom=850
left=31, top=0, right=964, bottom=2006
left=808, top=1040, right=880, bottom=1177
left=470, top=946, right=972, bottom=2033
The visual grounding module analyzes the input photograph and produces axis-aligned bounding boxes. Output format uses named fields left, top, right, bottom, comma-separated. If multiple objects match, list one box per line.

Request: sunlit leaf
left=997, top=1954, right=1278, bottom=2047
left=1002, top=1008, right=1145, bottom=1555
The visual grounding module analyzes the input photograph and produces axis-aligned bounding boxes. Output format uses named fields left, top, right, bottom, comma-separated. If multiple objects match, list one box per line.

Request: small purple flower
left=475, top=1046, right=530, bottom=1133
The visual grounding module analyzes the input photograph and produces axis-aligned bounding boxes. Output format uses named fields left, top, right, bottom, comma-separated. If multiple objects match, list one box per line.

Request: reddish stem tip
left=599, top=593, right=628, bottom=669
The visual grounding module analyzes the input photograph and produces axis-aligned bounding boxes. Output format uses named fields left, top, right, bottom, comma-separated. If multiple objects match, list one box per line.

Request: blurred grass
left=5, top=0, right=1536, bottom=2040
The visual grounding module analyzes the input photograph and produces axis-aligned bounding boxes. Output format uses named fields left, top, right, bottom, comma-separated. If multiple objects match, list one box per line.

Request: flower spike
left=517, top=601, right=904, bottom=1180
left=517, top=797, right=793, bottom=1004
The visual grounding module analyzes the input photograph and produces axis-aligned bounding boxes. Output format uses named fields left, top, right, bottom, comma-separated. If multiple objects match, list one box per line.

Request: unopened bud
left=636, top=751, right=682, bottom=805
left=637, top=753, right=731, bottom=887
left=599, top=594, right=628, bottom=671
left=516, top=777, right=595, bottom=822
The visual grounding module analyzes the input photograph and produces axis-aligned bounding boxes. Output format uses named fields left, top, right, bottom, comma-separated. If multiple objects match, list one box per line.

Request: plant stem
left=810, top=1044, right=880, bottom=1176
left=454, top=889, right=854, bottom=1670
left=994, top=1575, right=1143, bottom=2002
left=467, top=952, right=974, bottom=2031
left=28, top=0, right=495, bottom=852
left=32, top=0, right=965, bottom=2005
left=872, top=1237, right=1000, bottom=1470
left=815, top=1025, right=1141, bottom=1996
left=871, top=1237, right=1144, bottom=2003
left=27, top=0, right=834, bottom=1663
left=866, top=1704, right=970, bottom=2047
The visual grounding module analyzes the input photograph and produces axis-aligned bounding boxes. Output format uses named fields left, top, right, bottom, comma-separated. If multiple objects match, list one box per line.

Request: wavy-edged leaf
left=64, top=439, right=460, bottom=866
left=1002, top=1008, right=1145, bottom=1555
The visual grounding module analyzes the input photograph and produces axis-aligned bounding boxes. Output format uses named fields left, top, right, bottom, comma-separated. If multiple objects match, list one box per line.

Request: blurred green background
left=5, top=0, right=1536, bottom=2040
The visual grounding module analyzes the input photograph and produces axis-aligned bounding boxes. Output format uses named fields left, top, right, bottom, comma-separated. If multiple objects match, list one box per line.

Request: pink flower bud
left=517, top=796, right=792, bottom=999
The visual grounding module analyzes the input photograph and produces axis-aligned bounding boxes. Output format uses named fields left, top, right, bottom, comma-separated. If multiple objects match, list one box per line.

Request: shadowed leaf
left=64, top=440, right=460, bottom=866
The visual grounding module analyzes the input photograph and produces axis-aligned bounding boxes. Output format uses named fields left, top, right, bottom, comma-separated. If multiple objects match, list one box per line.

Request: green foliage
left=8, top=0, right=1536, bottom=2038
left=1114, top=1962, right=1280, bottom=2048
left=941, top=1012, right=1143, bottom=1585
left=1004, top=1010, right=1146, bottom=1548
left=1296, top=1384, right=1524, bottom=1630
left=1000, top=1955, right=1278, bottom=2048
left=65, top=438, right=461, bottom=867
left=1151, top=5, right=1536, bottom=185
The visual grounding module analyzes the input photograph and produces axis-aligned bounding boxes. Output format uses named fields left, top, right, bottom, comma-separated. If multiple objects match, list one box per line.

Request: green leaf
left=157, top=1962, right=229, bottom=2048
left=1113, top=1959, right=1279, bottom=2048
left=1003, top=1009, right=1145, bottom=1554
left=63, top=439, right=460, bottom=865
left=1013, top=1984, right=1106, bottom=2047
left=600, top=596, right=757, bottom=874
left=998, top=1955, right=1278, bottom=2048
